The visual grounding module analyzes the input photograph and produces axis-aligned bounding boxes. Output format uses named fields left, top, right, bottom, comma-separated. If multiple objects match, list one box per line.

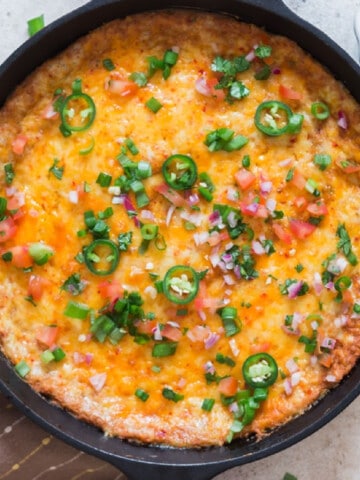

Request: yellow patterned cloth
left=0, top=392, right=123, bottom=480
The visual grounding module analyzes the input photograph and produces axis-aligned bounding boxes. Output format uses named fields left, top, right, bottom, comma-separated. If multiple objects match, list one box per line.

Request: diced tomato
left=307, top=202, right=328, bottom=216
left=154, top=183, right=187, bottom=207
left=98, top=280, right=123, bottom=302
left=289, top=219, right=316, bottom=239
left=42, top=102, right=58, bottom=120
left=240, top=203, right=268, bottom=218
left=11, top=134, right=28, bottom=155
left=235, top=169, right=256, bottom=190
left=336, top=159, right=360, bottom=173
left=106, top=78, right=138, bottom=96
left=36, top=325, right=59, bottom=348
left=250, top=342, right=271, bottom=353
left=6, top=195, right=24, bottom=211
left=279, top=84, right=302, bottom=100
left=294, top=196, right=308, bottom=211
left=218, top=376, right=238, bottom=396
left=136, top=320, right=157, bottom=335
left=272, top=223, right=293, bottom=244
left=186, top=325, right=211, bottom=342
left=290, top=169, right=306, bottom=190
left=207, top=230, right=230, bottom=247
left=28, top=275, right=48, bottom=301
left=0, top=217, right=17, bottom=243
left=162, top=324, right=182, bottom=342
left=195, top=76, right=225, bottom=100
left=9, top=245, right=33, bottom=268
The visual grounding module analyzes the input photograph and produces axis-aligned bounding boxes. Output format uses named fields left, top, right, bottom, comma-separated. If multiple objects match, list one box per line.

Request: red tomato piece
left=0, top=217, right=17, bottom=243
left=36, top=325, right=59, bottom=348
left=307, top=202, right=328, bottom=216
left=28, top=275, right=47, bottom=301
left=235, top=169, right=256, bottom=190
left=98, top=280, right=123, bottom=302
left=290, top=169, right=306, bottom=190
left=272, top=223, right=293, bottom=244
left=218, top=376, right=238, bottom=396
left=9, top=245, right=33, bottom=268
left=11, top=134, right=28, bottom=155
left=289, top=219, right=316, bottom=239
left=279, top=84, right=302, bottom=100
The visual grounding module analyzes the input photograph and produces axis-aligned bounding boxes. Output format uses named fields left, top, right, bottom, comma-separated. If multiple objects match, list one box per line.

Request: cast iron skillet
left=0, top=1, right=360, bottom=479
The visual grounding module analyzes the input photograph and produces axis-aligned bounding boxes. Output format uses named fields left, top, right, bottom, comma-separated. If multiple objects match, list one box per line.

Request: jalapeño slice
left=60, top=79, right=96, bottom=134
left=162, top=154, right=197, bottom=190
left=163, top=265, right=199, bottom=304
left=254, top=100, right=302, bottom=136
left=242, top=352, right=278, bottom=388
left=83, top=239, right=120, bottom=276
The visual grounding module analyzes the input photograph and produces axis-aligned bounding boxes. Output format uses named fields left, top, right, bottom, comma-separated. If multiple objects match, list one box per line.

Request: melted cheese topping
left=0, top=11, right=360, bottom=447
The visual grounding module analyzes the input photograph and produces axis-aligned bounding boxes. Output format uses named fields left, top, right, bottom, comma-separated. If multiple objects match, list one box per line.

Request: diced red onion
left=290, top=371, right=302, bottom=387
left=204, top=332, right=220, bottom=350
left=229, top=338, right=240, bottom=357
left=321, top=337, right=336, bottom=350
left=152, top=323, right=163, bottom=341
left=167, top=321, right=181, bottom=328
left=195, top=77, right=211, bottom=96
left=166, top=204, right=176, bottom=226
left=260, top=181, right=273, bottom=194
left=68, top=190, right=79, bottom=204
left=89, top=372, right=107, bottom=392
left=292, top=310, right=305, bottom=327
left=5, top=187, right=17, bottom=197
left=180, top=210, right=202, bottom=226
left=223, top=274, right=236, bottom=285
left=282, top=325, right=300, bottom=336
left=337, top=110, right=348, bottom=130
left=229, top=402, right=239, bottom=414
left=140, top=209, right=155, bottom=220
left=208, top=210, right=221, bottom=227
left=85, top=353, right=94, bottom=365
left=325, top=282, right=336, bottom=292
left=313, top=272, right=323, bottom=296
left=171, top=45, right=180, bottom=54
left=194, top=231, right=210, bottom=246
left=144, top=285, right=157, bottom=299
left=252, top=240, right=265, bottom=255
left=245, top=49, right=256, bottom=62
left=222, top=253, right=233, bottom=264
left=243, top=202, right=259, bottom=215
left=272, top=67, right=281, bottom=75
left=204, top=361, right=215, bottom=374
left=287, top=281, right=304, bottom=299
left=310, top=355, right=318, bottom=366
left=286, top=358, right=299, bottom=374
left=266, top=198, right=276, bottom=212
left=311, top=320, right=319, bottom=330
left=112, top=196, right=124, bottom=205
left=177, top=377, right=186, bottom=389
left=227, top=187, right=239, bottom=202
left=325, top=374, right=337, bottom=383
left=197, top=309, right=207, bottom=321
left=284, top=378, right=293, bottom=396
left=278, top=158, right=292, bottom=167
left=187, top=193, right=200, bottom=206
left=327, top=256, right=348, bottom=274
left=73, top=352, right=85, bottom=364
left=233, top=265, right=241, bottom=279
left=227, top=210, right=237, bottom=228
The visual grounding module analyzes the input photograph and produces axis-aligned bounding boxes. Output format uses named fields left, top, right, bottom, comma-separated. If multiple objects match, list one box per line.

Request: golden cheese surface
left=0, top=10, right=360, bottom=447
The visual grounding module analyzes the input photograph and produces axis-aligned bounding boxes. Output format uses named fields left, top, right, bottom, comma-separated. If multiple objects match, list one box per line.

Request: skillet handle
left=355, top=8, right=360, bottom=61
left=107, top=460, right=228, bottom=480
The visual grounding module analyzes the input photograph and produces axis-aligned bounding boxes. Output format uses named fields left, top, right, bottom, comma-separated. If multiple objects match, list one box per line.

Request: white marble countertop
left=0, top=1, right=359, bottom=480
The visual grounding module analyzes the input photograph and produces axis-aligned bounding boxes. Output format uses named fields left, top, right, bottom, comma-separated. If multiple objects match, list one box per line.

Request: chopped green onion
left=102, top=58, right=115, bottom=71
left=285, top=167, right=294, bottom=182
left=152, top=342, right=178, bottom=357
left=145, top=97, right=163, bottom=113
left=141, top=224, right=159, bottom=240
left=162, top=387, right=184, bottom=402
left=96, top=172, right=112, bottom=187
left=217, top=307, right=241, bottom=337
left=282, top=473, right=298, bottom=480
left=14, top=360, right=30, bottom=377
left=28, top=242, right=54, bottom=265
left=63, top=300, right=90, bottom=319
left=135, top=388, right=150, bottom=402
left=52, top=347, right=66, bottom=361
left=151, top=365, right=161, bottom=373
left=255, top=44, right=272, bottom=58
left=353, top=303, right=360, bottom=314
left=4, top=163, right=15, bottom=185
left=79, top=136, right=95, bottom=155
left=40, top=349, right=55, bottom=364
left=337, top=223, right=358, bottom=266
left=215, top=353, right=236, bottom=367
left=0, top=197, right=7, bottom=220
left=242, top=155, right=251, bottom=168
left=201, top=398, right=215, bottom=412
left=124, top=138, right=139, bottom=156
left=49, top=158, right=64, bottom=180
left=311, top=102, right=330, bottom=120
left=27, top=14, right=45, bottom=37
left=313, top=153, right=331, bottom=171
left=1, top=251, right=13, bottom=262
left=129, top=72, right=148, bottom=87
